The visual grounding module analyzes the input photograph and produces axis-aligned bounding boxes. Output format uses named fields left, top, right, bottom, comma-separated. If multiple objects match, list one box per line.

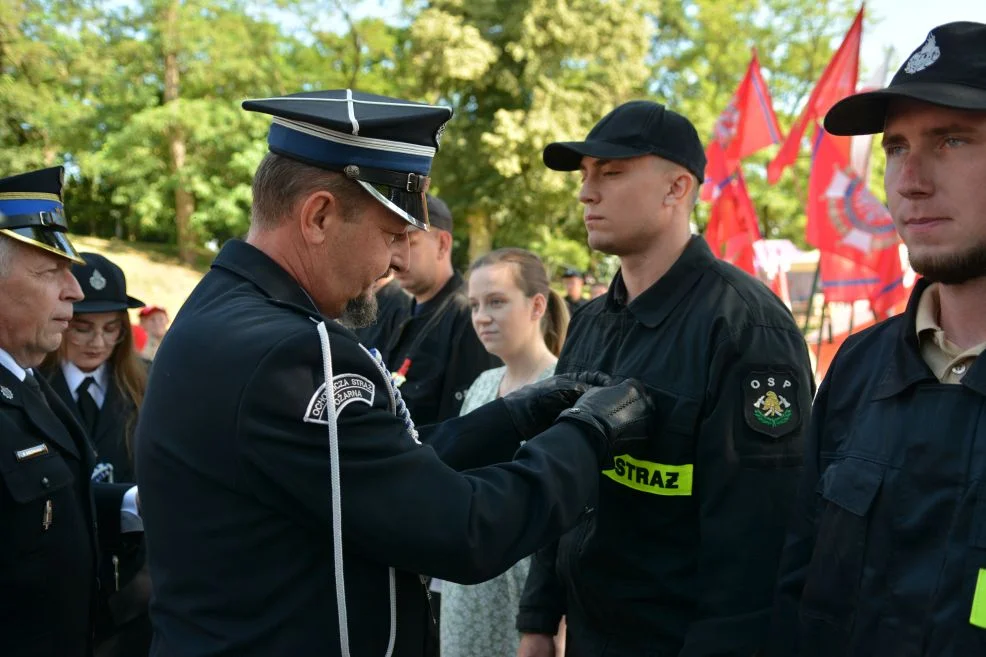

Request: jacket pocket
left=800, top=458, right=884, bottom=629
left=1, top=446, right=74, bottom=503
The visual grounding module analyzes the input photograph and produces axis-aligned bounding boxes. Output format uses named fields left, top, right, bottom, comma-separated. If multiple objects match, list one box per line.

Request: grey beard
left=909, top=241, right=986, bottom=285
left=339, top=291, right=379, bottom=329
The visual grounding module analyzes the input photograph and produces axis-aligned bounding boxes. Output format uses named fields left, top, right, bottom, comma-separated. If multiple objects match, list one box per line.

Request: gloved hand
left=502, top=373, right=603, bottom=439
left=568, top=371, right=622, bottom=387
left=556, top=378, right=653, bottom=459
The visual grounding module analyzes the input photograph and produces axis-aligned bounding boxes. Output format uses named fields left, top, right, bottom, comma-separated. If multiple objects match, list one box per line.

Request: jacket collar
left=212, top=240, right=321, bottom=317
left=411, top=271, right=464, bottom=316
left=871, top=277, right=986, bottom=398
left=606, top=235, right=711, bottom=329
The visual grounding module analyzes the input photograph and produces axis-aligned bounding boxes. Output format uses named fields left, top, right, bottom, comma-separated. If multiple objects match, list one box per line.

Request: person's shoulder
left=830, top=313, right=905, bottom=370
left=701, top=259, right=800, bottom=329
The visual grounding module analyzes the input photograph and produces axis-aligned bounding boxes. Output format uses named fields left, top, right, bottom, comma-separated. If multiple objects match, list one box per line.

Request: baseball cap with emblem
left=242, top=89, right=452, bottom=231
left=825, top=21, right=986, bottom=136
left=0, top=167, right=84, bottom=264
left=543, top=100, right=707, bottom=182
left=71, top=252, right=145, bottom=314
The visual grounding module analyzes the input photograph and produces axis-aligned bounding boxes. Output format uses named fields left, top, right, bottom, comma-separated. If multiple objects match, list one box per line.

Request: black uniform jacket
left=353, top=278, right=413, bottom=363
left=0, top=366, right=129, bottom=657
left=768, top=278, right=986, bottom=657
left=134, top=240, right=601, bottom=657
left=518, top=236, right=814, bottom=657
left=383, top=272, right=499, bottom=425
left=46, top=366, right=152, bottom=657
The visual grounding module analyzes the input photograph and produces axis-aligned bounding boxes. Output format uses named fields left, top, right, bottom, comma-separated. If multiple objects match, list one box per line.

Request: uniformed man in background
left=517, top=100, right=814, bottom=657
left=0, top=167, right=138, bottom=657
left=383, top=194, right=499, bottom=424
left=769, top=22, right=986, bottom=656
left=135, top=89, right=655, bottom=657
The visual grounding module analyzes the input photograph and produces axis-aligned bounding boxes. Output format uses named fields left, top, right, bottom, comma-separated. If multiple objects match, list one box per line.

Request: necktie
left=77, top=376, right=99, bottom=436
left=23, top=371, right=51, bottom=410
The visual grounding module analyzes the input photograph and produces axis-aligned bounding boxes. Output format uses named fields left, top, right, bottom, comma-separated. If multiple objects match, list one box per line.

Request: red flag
left=767, top=7, right=863, bottom=183
left=809, top=127, right=908, bottom=314
left=703, top=171, right=761, bottom=275
left=702, top=51, right=783, bottom=200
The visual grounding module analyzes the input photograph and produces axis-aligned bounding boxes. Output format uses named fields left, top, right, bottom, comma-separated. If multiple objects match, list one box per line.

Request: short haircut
left=0, top=234, right=15, bottom=278
left=250, top=152, right=368, bottom=230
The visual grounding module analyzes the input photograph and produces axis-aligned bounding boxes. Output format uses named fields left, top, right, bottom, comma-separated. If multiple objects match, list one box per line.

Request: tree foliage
left=1, top=0, right=876, bottom=274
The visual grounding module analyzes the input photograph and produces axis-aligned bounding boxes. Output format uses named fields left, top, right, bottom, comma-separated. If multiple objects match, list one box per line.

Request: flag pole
left=802, top=259, right=822, bottom=334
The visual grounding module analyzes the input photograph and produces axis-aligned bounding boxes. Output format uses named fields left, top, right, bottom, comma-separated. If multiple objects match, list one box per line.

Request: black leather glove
left=568, top=371, right=622, bottom=387
left=501, top=374, right=596, bottom=439
left=556, top=379, right=653, bottom=460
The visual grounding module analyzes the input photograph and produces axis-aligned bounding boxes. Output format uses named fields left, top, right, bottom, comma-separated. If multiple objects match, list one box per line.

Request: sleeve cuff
left=120, top=485, right=143, bottom=533
left=516, top=608, right=562, bottom=635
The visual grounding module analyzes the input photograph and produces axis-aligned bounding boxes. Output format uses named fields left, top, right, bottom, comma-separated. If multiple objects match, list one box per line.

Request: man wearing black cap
left=135, top=89, right=655, bottom=657
left=0, top=168, right=136, bottom=657
left=382, top=193, right=499, bottom=425
left=516, top=100, right=813, bottom=657
left=560, top=267, right=587, bottom=315
left=769, top=22, right=986, bottom=656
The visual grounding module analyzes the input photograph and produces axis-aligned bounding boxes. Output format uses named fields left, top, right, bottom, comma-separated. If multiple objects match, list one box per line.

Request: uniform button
left=40, top=476, right=50, bottom=488
left=454, top=391, right=464, bottom=401
left=952, top=363, right=967, bottom=375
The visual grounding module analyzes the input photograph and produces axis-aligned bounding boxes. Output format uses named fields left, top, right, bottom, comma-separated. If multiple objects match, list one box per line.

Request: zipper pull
left=112, top=555, right=120, bottom=592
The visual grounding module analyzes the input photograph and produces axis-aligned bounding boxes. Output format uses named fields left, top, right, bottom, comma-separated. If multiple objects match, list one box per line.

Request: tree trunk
left=164, top=0, right=194, bottom=264
left=467, top=211, right=492, bottom=263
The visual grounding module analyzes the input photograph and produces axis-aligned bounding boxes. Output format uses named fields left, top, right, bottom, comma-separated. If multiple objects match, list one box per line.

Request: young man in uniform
left=135, top=89, right=655, bottom=657
left=769, top=22, right=986, bottom=656
left=385, top=194, right=499, bottom=424
left=0, top=167, right=138, bottom=657
left=516, top=100, right=814, bottom=657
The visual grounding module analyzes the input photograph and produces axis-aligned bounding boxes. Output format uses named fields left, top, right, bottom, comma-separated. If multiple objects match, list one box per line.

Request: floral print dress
left=439, top=364, right=556, bottom=657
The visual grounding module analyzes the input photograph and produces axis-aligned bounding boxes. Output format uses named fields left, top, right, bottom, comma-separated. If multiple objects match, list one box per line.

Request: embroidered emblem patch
left=743, top=370, right=800, bottom=439
left=304, top=373, right=375, bottom=425
left=0, top=385, right=12, bottom=400
left=89, top=269, right=107, bottom=291
left=905, top=34, right=940, bottom=74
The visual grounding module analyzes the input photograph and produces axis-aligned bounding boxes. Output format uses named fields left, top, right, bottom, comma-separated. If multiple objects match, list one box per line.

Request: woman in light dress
left=440, top=248, right=570, bottom=657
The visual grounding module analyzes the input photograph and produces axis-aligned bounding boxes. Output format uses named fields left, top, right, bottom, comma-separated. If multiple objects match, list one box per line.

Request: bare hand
left=517, top=632, right=556, bottom=657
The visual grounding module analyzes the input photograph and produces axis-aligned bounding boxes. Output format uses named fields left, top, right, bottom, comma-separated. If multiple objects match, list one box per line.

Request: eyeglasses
left=65, top=322, right=125, bottom=346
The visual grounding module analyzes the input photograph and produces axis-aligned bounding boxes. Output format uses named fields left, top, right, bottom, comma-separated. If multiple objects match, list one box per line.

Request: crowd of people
left=0, top=20, right=985, bottom=657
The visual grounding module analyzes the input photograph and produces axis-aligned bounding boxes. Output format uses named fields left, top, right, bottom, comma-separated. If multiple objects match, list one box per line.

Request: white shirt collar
left=0, top=347, right=27, bottom=382
left=62, top=360, right=109, bottom=398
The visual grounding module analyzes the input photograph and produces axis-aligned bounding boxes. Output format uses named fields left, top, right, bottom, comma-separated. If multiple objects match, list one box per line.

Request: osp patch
left=743, top=370, right=800, bottom=439
left=304, top=373, right=375, bottom=425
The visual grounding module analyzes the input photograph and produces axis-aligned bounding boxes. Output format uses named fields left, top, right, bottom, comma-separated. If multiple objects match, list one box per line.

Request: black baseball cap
left=543, top=100, right=707, bottom=182
left=72, top=252, right=145, bottom=314
left=825, top=21, right=986, bottom=136
left=561, top=267, right=583, bottom=279
left=426, top=194, right=453, bottom=234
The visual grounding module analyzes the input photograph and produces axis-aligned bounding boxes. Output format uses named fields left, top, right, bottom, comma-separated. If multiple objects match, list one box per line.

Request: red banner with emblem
left=809, top=127, right=908, bottom=315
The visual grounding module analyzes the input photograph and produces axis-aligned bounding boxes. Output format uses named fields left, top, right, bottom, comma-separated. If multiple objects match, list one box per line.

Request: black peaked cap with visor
left=0, top=166, right=84, bottom=264
left=825, top=21, right=986, bottom=136
left=242, top=89, right=453, bottom=231
left=543, top=100, right=707, bottom=182
left=71, top=252, right=145, bottom=314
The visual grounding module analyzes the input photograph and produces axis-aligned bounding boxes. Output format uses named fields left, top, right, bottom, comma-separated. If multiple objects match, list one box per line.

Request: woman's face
left=468, top=262, right=545, bottom=360
left=64, top=311, right=123, bottom=372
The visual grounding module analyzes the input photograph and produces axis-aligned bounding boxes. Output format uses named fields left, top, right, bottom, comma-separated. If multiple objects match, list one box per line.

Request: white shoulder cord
left=316, top=321, right=397, bottom=657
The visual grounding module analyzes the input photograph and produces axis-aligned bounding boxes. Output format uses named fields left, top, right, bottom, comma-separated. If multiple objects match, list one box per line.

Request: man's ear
left=437, top=230, right=453, bottom=260
left=663, top=171, right=695, bottom=207
left=297, top=191, right=338, bottom=245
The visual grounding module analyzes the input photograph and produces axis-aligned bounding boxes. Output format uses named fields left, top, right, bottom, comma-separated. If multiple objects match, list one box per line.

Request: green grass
left=73, top=237, right=209, bottom=321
